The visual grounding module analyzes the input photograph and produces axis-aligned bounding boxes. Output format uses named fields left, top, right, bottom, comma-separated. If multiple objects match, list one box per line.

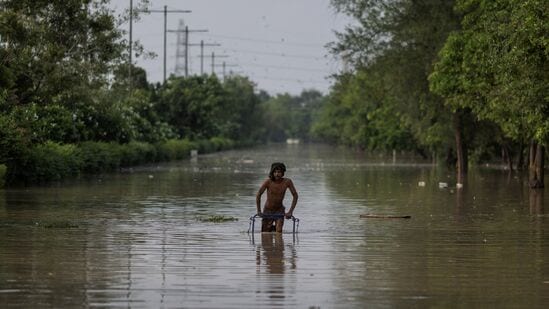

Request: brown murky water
left=1, top=144, right=548, bottom=308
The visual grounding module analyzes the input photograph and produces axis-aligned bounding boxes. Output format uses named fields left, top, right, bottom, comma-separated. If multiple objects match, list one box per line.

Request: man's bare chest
left=268, top=181, right=288, bottom=194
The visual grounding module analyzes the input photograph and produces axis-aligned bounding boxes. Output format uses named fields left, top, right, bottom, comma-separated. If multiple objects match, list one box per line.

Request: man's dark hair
left=269, top=162, right=286, bottom=180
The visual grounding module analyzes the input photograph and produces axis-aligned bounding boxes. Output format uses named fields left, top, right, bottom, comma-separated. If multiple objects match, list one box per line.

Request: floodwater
left=0, top=144, right=548, bottom=308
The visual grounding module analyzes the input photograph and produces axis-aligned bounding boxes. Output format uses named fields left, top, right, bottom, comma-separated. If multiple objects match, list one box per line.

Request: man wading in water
left=256, top=162, right=298, bottom=233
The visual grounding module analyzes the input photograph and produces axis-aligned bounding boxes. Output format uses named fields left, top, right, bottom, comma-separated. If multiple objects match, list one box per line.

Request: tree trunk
left=528, top=141, right=545, bottom=188
left=502, top=145, right=513, bottom=171
left=517, top=141, right=525, bottom=170
left=453, top=112, right=467, bottom=185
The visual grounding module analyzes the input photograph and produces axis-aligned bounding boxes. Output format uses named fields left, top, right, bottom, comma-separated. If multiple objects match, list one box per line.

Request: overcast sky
left=109, top=0, right=350, bottom=96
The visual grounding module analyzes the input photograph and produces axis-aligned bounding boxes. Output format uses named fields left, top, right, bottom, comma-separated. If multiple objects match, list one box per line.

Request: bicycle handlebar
left=250, top=213, right=298, bottom=220
left=247, top=213, right=300, bottom=234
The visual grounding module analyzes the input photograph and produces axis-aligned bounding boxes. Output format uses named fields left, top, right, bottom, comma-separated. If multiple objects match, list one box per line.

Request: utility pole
left=211, top=52, right=228, bottom=76
left=146, top=6, right=191, bottom=83
left=129, top=0, right=133, bottom=94
left=184, top=26, right=189, bottom=77
left=189, top=40, right=220, bottom=75
left=218, top=62, right=238, bottom=81
left=168, top=22, right=207, bottom=77
left=128, top=3, right=191, bottom=92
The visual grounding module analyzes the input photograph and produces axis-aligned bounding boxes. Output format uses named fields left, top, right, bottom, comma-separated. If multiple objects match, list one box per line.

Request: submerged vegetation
left=197, top=215, right=239, bottom=223
left=35, top=221, right=80, bottom=229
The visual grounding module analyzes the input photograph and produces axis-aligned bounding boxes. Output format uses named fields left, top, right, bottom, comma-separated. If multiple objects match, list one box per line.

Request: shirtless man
left=256, top=162, right=298, bottom=233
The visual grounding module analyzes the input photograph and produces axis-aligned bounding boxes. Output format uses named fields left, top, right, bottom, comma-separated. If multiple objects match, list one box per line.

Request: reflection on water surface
left=0, top=144, right=548, bottom=308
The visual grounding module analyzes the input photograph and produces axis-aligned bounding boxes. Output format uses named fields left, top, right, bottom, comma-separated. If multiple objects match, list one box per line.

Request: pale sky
left=109, top=0, right=350, bottom=95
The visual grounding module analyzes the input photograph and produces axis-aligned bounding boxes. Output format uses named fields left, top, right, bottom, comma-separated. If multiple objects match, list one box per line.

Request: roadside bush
left=196, top=139, right=215, bottom=154
left=78, top=141, right=122, bottom=173
left=156, top=139, right=197, bottom=161
left=23, top=142, right=81, bottom=182
left=0, top=114, right=31, bottom=165
left=120, top=141, right=157, bottom=167
left=209, top=137, right=235, bottom=151
left=4, top=137, right=239, bottom=185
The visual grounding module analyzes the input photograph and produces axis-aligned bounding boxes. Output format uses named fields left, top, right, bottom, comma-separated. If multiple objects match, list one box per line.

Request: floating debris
left=197, top=215, right=239, bottom=223
left=35, top=221, right=80, bottom=229
left=360, top=214, right=411, bottom=219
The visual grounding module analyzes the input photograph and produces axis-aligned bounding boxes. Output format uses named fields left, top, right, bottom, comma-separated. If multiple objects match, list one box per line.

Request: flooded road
left=1, top=144, right=548, bottom=308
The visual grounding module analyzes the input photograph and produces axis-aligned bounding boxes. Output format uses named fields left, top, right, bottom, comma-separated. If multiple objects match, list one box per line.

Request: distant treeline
left=314, top=0, right=548, bottom=187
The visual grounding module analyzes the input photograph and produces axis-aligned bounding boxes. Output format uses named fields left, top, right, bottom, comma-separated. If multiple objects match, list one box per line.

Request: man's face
left=273, top=169, right=284, bottom=179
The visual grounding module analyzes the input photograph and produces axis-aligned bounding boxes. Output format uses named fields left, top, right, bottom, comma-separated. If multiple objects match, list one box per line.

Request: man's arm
left=256, top=180, right=268, bottom=215
left=285, top=179, right=298, bottom=218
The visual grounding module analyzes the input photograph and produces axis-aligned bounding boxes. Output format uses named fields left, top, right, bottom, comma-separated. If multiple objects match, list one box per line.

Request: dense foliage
left=429, top=0, right=548, bottom=186
left=0, top=1, right=329, bottom=184
left=317, top=0, right=461, bottom=158
left=1, top=0, right=546, bottom=188
left=317, top=0, right=547, bottom=186
left=262, top=90, right=325, bottom=142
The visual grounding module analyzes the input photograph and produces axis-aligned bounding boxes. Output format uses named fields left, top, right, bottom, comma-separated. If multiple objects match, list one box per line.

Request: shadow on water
left=255, top=233, right=298, bottom=274
left=529, top=188, right=545, bottom=215
left=250, top=232, right=298, bottom=306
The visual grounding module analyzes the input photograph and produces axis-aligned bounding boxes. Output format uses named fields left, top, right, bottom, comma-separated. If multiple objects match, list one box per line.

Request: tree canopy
left=430, top=0, right=549, bottom=143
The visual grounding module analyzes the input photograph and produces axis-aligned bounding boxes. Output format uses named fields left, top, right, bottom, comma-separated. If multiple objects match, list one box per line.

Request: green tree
left=311, top=74, right=354, bottom=144
left=261, top=90, right=324, bottom=142
left=0, top=0, right=136, bottom=149
left=262, top=94, right=293, bottom=142
left=221, top=75, right=264, bottom=142
left=295, top=89, right=325, bottom=142
left=0, top=0, right=125, bottom=107
left=155, top=75, right=226, bottom=139
left=328, top=0, right=462, bottom=162
left=430, top=0, right=549, bottom=187
left=312, top=66, right=418, bottom=152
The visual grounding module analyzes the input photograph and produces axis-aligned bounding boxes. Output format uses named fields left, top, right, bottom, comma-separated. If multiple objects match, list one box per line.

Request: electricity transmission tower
left=146, top=6, right=191, bottom=82
left=170, top=20, right=207, bottom=77
left=173, top=20, right=187, bottom=76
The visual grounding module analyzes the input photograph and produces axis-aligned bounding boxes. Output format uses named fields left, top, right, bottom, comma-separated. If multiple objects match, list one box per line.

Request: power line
left=247, top=75, right=331, bottom=85
left=220, top=48, right=326, bottom=60
left=238, top=62, right=330, bottom=73
left=199, top=33, right=326, bottom=47
left=142, top=6, right=191, bottom=83
left=188, top=40, right=221, bottom=75
left=211, top=52, right=229, bottom=75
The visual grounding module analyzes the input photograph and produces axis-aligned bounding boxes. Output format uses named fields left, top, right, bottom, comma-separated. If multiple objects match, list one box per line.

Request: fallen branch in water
left=360, top=214, right=411, bottom=219
left=196, top=215, right=239, bottom=223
